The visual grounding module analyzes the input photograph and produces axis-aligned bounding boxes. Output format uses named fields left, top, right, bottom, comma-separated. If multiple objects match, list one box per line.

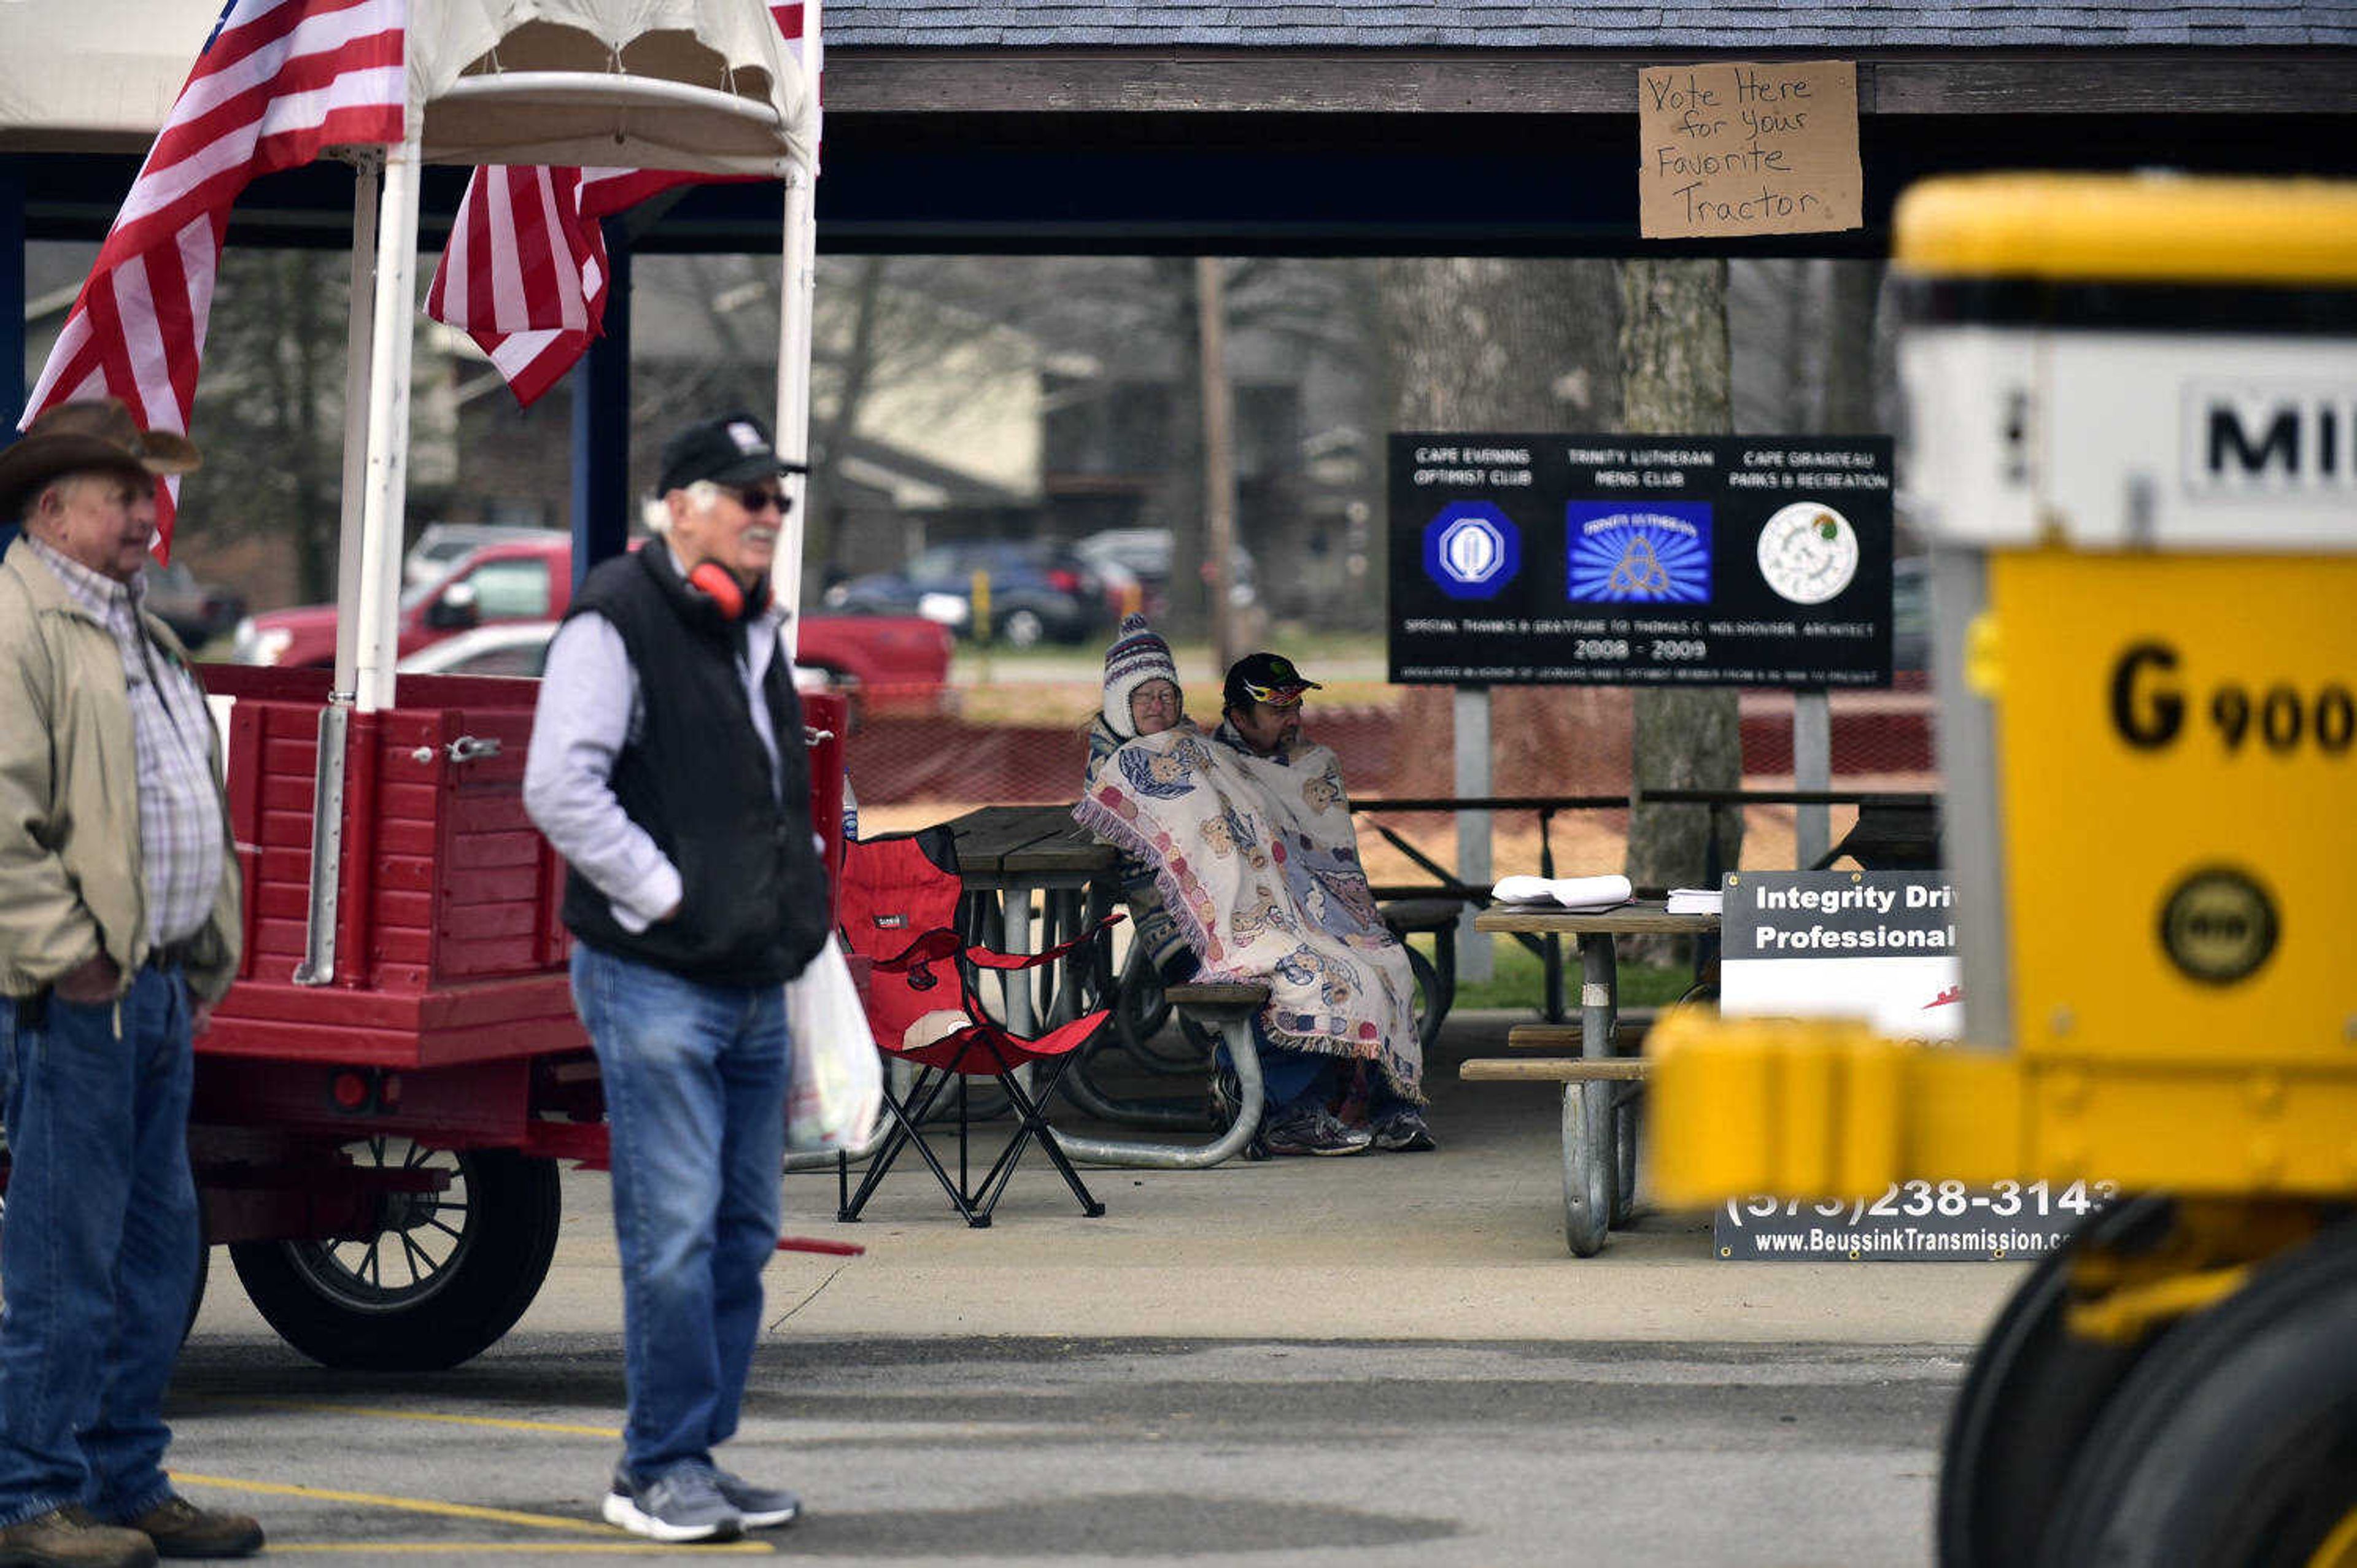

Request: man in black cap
left=524, top=412, right=828, bottom=1543
left=1206, top=651, right=1436, bottom=1154
left=1215, top=650, right=1322, bottom=763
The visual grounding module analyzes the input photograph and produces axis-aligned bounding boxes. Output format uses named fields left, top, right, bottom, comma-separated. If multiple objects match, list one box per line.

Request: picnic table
left=939, top=803, right=1116, bottom=1034
left=934, top=803, right=1268, bottom=1168
left=1469, top=899, right=1720, bottom=1256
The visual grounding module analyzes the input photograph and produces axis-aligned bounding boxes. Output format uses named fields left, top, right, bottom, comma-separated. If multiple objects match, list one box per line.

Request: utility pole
left=1196, top=255, right=1240, bottom=672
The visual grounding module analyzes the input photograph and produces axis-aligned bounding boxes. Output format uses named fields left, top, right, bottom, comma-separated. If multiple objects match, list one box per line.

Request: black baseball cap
left=657, top=412, right=802, bottom=494
left=1223, top=651, right=1322, bottom=711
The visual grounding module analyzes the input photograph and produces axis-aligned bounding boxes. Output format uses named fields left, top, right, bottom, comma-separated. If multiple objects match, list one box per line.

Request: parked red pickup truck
left=231, top=533, right=954, bottom=715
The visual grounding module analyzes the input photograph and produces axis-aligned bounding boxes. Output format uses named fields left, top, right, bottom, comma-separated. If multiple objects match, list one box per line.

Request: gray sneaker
left=712, top=1470, right=801, bottom=1530
left=1261, top=1106, right=1373, bottom=1156
left=603, top=1464, right=742, bottom=1543
left=1369, top=1109, right=1437, bottom=1153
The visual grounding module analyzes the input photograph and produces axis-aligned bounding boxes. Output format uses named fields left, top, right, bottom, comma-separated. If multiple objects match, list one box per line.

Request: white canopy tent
left=5, top=0, right=821, bottom=711
left=339, top=1, right=818, bottom=722
left=11, top=1, right=822, bottom=984
left=1, top=0, right=811, bottom=170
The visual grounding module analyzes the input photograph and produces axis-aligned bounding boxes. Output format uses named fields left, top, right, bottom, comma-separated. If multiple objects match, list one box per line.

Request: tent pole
left=330, top=151, right=381, bottom=701
left=352, top=125, right=422, bottom=714
left=773, top=161, right=816, bottom=652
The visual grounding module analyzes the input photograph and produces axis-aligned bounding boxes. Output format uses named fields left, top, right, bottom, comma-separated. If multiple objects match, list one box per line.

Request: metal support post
left=1794, top=689, right=1832, bottom=868
left=571, top=222, right=632, bottom=581
left=1454, top=686, right=1495, bottom=981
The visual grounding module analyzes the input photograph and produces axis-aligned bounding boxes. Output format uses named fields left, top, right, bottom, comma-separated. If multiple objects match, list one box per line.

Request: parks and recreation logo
left=1565, top=502, right=1713, bottom=604
left=1420, top=501, right=1523, bottom=600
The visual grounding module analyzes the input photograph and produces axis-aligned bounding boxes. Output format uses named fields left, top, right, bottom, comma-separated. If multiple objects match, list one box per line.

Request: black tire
left=1110, top=946, right=1202, bottom=1072
left=1610, top=1090, right=1639, bottom=1228
left=1937, top=1195, right=2169, bottom=1568
left=187, top=1236, right=209, bottom=1342
left=230, top=1141, right=559, bottom=1372
left=996, top=608, right=1047, bottom=648
left=2036, top=1208, right=2357, bottom=1568
left=1404, top=943, right=1443, bottom=1055
left=802, top=665, right=864, bottom=732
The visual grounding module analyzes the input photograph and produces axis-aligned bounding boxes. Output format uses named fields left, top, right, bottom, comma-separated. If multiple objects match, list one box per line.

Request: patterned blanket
left=1074, top=725, right=1423, bottom=1102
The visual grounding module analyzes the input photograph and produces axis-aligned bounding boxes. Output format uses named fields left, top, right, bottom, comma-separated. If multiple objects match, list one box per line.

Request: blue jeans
left=0, top=964, right=201, bottom=1526
left=571, top=944, right=791, bottom=1480
left=1225, top=1030, right=1417, bottom=1122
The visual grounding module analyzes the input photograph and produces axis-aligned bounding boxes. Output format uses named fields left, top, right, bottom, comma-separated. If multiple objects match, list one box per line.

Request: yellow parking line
left=231, top=1400, right=622, bottom=1439
left=268, top=1543, right=775, bottom=1556
left=176, top=1473, right=612, bottom=1534
left=176, top=1477, right=780, bottom=1554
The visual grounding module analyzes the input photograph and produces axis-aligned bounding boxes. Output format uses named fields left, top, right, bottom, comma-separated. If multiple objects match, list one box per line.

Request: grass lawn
left=1412, top=930, right=1703, bottom=1013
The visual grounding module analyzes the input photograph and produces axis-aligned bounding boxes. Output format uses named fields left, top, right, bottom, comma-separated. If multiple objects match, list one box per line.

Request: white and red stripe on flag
left=20, top=0, right=405, bottom=559
left=427, top=2, right=818, bottom=409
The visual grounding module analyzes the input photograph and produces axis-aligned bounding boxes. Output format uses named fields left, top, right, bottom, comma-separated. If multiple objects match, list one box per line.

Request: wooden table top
left=1473, top=899, right=1720, bottom=937
left=940, top=803, right=1116, bottom=882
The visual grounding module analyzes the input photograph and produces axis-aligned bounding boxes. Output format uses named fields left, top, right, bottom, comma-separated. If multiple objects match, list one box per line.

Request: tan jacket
left=0, top=539, right=241, bottom=1002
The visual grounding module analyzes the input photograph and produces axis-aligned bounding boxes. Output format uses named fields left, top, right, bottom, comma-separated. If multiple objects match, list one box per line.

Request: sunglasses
left=734, top=485, right=791, bottom=514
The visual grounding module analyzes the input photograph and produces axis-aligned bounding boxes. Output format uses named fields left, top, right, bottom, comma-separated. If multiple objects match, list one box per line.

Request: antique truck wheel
left=1936, top=1195, right=2167, bottom=1567
left=2033, top=1212, right=2357, bottom=1568
left=229, top=1140, right=559, bottom=1371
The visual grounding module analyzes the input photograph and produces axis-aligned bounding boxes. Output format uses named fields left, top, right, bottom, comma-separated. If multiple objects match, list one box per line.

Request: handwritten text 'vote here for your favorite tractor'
left=1637, top=60, right=1863, bottom=240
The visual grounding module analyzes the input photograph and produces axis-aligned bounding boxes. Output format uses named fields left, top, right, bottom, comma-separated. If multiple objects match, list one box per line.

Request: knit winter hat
left=1101, top=613, right=1182, bottom=739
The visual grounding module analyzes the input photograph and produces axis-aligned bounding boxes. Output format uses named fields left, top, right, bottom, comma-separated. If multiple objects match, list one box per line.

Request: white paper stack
left=1665, top=887, right=1724, bottom=916
left=1490, top=874, right=1635, bottom=911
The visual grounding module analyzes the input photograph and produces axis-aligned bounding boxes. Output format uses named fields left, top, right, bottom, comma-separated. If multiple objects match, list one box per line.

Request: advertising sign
left=1711, top=871, right=2115, bottom=1261
left=1387, top=434, right=1894, bottom=689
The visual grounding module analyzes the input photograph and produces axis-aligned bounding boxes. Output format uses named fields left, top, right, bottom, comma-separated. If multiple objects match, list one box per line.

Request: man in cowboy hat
left=0, top=400, right=261, bottom=1565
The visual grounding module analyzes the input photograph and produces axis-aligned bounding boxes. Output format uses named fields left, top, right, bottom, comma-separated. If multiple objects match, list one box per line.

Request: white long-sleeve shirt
left=522, top=554, right=788, bottom=933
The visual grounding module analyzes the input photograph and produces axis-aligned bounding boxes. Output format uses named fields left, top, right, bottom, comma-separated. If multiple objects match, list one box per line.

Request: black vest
left=559, top=547, right=829, bottom=985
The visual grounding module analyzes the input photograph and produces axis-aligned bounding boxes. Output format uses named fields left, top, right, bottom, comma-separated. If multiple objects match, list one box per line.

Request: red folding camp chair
left=834, top=827, right=1120, bottom=1227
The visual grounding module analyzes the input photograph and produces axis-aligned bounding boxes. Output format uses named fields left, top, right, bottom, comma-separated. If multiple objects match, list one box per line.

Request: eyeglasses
left=1132, top=687, right=1180, bottom=708
left=735, top=485, right=790, bottom=514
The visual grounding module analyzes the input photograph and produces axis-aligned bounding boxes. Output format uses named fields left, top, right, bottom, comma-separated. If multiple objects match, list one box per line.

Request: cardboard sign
left=1637, top=60, right=1862, bottom=239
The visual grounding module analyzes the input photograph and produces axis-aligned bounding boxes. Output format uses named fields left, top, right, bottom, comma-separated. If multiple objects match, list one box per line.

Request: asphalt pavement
left=171, top=1006, right=2019, bottom=1562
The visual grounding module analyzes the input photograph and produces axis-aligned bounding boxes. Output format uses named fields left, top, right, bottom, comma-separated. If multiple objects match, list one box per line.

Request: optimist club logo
left=1566, top=503, right=1713, bottom=604
left=1421, top=503, right=1522, bottom=600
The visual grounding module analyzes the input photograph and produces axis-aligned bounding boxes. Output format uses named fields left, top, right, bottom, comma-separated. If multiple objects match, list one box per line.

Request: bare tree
left=184, top=250, right=350, bottom=601
left=1619, top=258, right=1743, bottom=899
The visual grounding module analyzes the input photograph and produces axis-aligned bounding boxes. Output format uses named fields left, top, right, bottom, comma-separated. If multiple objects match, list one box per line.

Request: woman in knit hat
left=1082, top=615, right=1198, bottom=986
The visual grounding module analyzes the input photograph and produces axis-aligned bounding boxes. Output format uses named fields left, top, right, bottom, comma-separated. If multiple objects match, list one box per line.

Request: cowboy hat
left=0, top=399, right=201, bottom=522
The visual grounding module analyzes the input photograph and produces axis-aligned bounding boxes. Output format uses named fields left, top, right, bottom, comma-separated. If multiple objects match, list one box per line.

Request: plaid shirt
left=28, top=538, right=226, bottom=948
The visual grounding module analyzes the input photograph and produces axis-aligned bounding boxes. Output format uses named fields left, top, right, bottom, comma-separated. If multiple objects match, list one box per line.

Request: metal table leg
left=999, top=882, right=1035, bottom=1034
left=1561, top=932, right=1618, bottom=1256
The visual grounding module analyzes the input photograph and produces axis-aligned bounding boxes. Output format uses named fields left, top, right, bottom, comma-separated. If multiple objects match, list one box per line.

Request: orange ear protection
left=687, top=562, right=770, bottom=620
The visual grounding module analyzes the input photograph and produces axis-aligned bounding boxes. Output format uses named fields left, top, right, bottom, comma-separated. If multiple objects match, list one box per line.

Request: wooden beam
left=1461, top=1057, right=1651, bottom=1081
left=822, top=48, right=2357, bottom=118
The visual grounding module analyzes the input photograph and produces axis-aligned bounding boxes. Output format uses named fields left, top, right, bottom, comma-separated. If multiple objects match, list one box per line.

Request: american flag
left=20, top=0, right=406, bottom=558
left=426, top=2, right=819, bottom=408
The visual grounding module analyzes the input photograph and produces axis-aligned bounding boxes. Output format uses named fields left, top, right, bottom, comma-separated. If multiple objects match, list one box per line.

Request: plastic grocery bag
left=784, top=936, right=885, bottom=1153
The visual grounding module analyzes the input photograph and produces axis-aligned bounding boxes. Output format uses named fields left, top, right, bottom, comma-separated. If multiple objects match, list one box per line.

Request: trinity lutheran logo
left=1421, top=502, right=1522, bottom=600
left=1565, top=503, right=1712, bottom=604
